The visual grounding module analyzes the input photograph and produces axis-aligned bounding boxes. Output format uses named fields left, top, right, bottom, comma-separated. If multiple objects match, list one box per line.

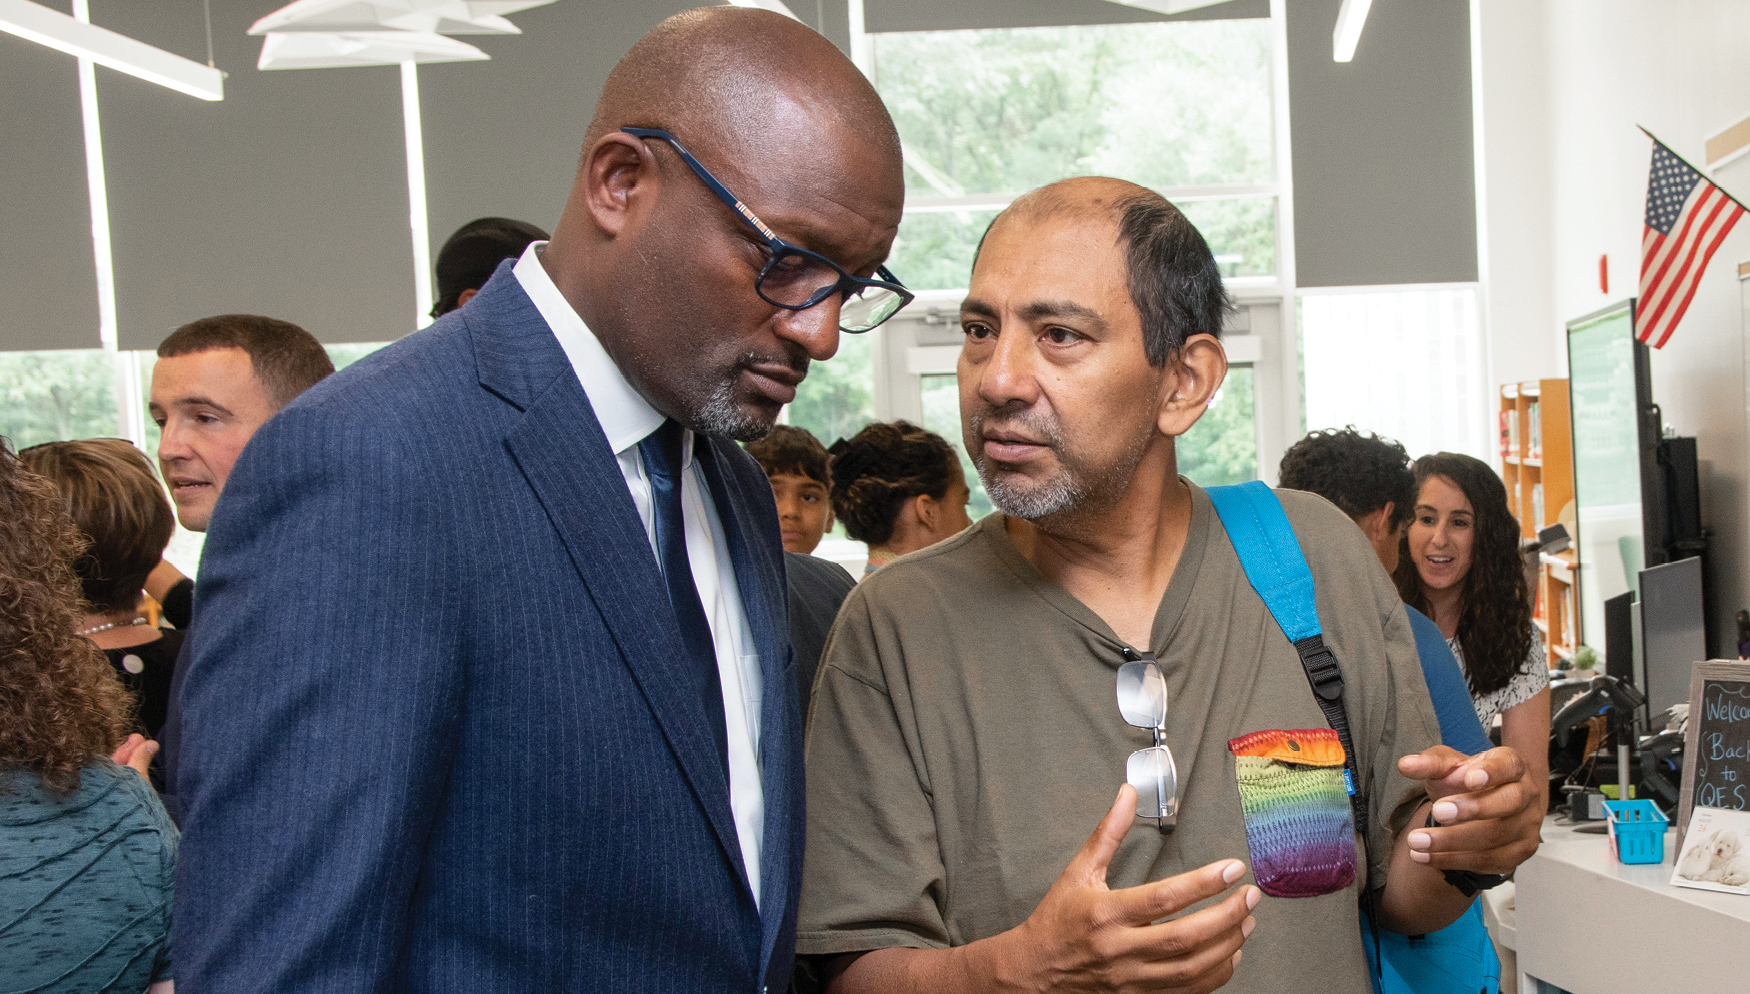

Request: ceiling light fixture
left=1101, top=0, right=1234, bottom=14
left=1332, top=0, right=1372, bottom=63
left=0, top=0, right=224, bottom=100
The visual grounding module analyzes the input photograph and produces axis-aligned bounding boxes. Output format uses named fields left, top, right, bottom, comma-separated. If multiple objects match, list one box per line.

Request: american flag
left=1638, top=136, right=1746, bottom=348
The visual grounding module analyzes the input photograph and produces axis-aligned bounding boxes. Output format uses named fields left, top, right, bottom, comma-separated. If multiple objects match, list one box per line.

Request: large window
left=1299, top=286, right=1490, bottom=464
left=787, top=14, right=1281, bottom=518
left=0, top=350, right=120, bottom=449
left=877, top=19, right=1278, bottom=290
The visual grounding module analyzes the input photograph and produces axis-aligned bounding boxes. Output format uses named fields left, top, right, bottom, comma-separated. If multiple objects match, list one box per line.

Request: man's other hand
left=1398, top=745, right=1542, bottom=875
left=110, top=733, right=159, bottom=782
left=1006, top=785, right=1258, bottom=994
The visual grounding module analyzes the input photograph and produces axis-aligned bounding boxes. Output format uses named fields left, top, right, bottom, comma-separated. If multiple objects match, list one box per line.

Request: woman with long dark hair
left=1394, top=452, right=1550, bottom=801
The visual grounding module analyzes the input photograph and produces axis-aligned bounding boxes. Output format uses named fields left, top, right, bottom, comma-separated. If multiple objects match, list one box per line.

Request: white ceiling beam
left=0, top=0, right=223, bottom=100
left=1332, top=0, right=1373, bottom=62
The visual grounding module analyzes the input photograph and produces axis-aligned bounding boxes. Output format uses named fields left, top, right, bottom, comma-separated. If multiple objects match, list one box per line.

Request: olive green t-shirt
left=797, top=484, right=1441, bottom=993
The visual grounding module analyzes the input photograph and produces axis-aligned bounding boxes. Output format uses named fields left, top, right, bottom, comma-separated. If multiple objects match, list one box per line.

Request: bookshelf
left=1499, top=380, right=1577, bottom=668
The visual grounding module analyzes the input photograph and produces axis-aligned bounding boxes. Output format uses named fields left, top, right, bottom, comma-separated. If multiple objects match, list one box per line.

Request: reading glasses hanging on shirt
left=1117, top=653, right=1178, bottom=832
left=620, top=127, right=914, bottom=333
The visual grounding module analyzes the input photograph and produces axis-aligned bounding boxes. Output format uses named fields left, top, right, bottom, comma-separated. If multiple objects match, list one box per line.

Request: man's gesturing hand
left=1397, top=745, right=1542, bottom=874
left=1004, top=785, right=1259, bottom=994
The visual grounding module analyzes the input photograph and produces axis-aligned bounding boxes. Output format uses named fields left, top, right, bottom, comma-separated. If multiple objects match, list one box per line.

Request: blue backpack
left=1206, top=481, right=1501, bottom=994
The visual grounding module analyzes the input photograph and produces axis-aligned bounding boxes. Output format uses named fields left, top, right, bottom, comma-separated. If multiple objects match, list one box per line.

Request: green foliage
left=786, top=333, right=874, bottom=449
left=873, top=21, right=1277, bottom=289
left=873, top=21, right=1273, bottom=196
left=1573, top=645, right=1599, bottom=671
left=1177, top=366, right=1258, bottom=487
left=889, top=211, right=1001, bottom=292
left=919, top=373, right=995, bottom=521
left=0, top=351, right=118, bottom=449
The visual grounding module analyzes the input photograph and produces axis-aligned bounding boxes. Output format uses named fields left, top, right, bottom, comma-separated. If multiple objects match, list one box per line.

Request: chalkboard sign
left=1678, top=661, right=1750, bottom=852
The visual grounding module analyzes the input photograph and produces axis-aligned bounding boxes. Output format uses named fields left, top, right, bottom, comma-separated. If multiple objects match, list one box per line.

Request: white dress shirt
left=514, top=243, right=766, bottom=906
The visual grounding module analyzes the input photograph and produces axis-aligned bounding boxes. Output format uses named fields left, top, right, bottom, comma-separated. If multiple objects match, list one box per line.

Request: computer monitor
left=1639, top=556, right=1705, bottom=721
left=1566, top=300, right=1659, bottom=654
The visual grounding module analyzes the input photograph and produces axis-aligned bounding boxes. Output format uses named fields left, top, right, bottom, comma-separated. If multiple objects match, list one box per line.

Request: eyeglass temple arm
left=619, top=127, right=782, bottom=244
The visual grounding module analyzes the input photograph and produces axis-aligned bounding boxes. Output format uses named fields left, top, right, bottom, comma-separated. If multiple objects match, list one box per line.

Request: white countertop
left=1515, top=815, right=1750, bottom=991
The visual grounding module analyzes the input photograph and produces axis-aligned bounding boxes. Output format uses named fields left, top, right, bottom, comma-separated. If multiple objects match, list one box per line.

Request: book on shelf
left=1499, top=410, right=1512, bottom=458
left=1528, top=400, right=1542, bottom=459
left=1532, top=483, right=1544, bottom=527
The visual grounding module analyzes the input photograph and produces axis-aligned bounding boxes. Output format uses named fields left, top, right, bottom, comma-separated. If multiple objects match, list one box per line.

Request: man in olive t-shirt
left=797, top=178, right=1543, bottom=994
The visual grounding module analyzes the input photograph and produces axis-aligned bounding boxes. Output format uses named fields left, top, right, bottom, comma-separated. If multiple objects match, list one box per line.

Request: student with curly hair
left=1395, top=452, right=1550, bottom=801
left=828, top=421, right=972, bottom=574
left=0, top=439, right=177, bottom=993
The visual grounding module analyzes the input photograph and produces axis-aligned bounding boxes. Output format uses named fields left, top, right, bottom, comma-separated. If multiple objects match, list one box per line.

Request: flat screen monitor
left=1566, top=300, right=1658, bottom=653
left=1639, top=556, right=1706, bottom=720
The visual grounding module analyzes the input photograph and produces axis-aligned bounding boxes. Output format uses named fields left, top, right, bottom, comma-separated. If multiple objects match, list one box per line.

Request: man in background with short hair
left=143, top=314, right=334, bottom=628
left=143, top=313, right=332, bottom=822
left=746, top=424, right=856, bottom=708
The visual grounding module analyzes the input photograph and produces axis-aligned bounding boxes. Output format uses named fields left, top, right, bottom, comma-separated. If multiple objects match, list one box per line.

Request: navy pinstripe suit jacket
left=172, top=264, right=803, bottom=992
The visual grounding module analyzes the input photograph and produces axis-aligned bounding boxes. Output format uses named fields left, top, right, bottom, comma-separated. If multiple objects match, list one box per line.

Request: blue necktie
left=637, top=419, right=730, bottom=774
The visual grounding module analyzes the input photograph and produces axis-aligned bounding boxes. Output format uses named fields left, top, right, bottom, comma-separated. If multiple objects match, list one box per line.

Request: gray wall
left=1, top=27, right=102, bottom=351
left=417, top=2, right=697, bottom=270
left=89, top=0, right=414, bottom=349
left=1286, top=0, right=1477, bottom=287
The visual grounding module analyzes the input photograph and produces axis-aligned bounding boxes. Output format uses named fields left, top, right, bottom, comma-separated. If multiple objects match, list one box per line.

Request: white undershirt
left=513, top=243, right=765, bottom=907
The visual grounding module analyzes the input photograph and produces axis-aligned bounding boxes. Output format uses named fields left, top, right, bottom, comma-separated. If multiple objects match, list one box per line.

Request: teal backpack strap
left=1205, top=482, right=1383, bottom=981
left=1204, top=481, right=1358, bottom=794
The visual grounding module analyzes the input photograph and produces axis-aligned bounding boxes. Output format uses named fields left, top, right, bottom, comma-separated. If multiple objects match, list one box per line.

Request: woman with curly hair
left=1394, top=452, right=1550, bottom=802
left=0, top=439, right=176, bottom=993
left=828, top=421, right=972, bottom=575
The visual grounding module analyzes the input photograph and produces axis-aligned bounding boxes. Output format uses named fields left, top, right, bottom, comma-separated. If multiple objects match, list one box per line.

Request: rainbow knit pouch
left=1227, top=728, right=1357, bottom=899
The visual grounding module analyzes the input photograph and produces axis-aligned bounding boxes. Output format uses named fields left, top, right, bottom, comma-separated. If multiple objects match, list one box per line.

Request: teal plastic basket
left=1605, top=799, right=1669, bottom=864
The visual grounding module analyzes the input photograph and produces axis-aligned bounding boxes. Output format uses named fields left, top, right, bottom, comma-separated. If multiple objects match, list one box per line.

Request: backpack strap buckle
left=1293, top=634, right=1345, bottom=701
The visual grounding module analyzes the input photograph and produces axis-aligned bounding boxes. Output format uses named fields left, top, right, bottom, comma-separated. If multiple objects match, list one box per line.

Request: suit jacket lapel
left=694, top=439, right=802, bottom=960
left=475, top=273, right=750, bottom=897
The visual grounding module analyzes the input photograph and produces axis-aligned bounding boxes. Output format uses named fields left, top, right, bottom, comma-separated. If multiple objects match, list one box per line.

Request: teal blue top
left=1, top=759, right=177, bottom=991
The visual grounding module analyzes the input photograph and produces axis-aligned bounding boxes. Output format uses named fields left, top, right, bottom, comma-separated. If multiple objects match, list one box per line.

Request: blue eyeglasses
left=620, top=126, right=913, bottom=333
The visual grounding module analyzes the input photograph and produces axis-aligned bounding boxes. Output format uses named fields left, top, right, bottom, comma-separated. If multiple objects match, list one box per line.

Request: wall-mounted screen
left=1567, top=301, right=1651, bottom=651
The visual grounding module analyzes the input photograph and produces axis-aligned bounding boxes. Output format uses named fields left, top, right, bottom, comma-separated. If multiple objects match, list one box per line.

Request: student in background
left=827, top=421, right=972, bottom=575
left=1396, top=452, right=1551, bottom=805
left=431, top=216, right=550, bottom=318
left=0, top=439, right=176, bottom=994
left=1277, top=428, right=1492, bottom=755
left=21, top=438, right=182, bottom=746
left=746, top=424, right=857, bottom=708
left=745, top=424, right=837, bottom=555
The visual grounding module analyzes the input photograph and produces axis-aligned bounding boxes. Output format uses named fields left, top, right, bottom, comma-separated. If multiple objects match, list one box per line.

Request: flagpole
left=1638, top=124, right=1750, bottom=213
